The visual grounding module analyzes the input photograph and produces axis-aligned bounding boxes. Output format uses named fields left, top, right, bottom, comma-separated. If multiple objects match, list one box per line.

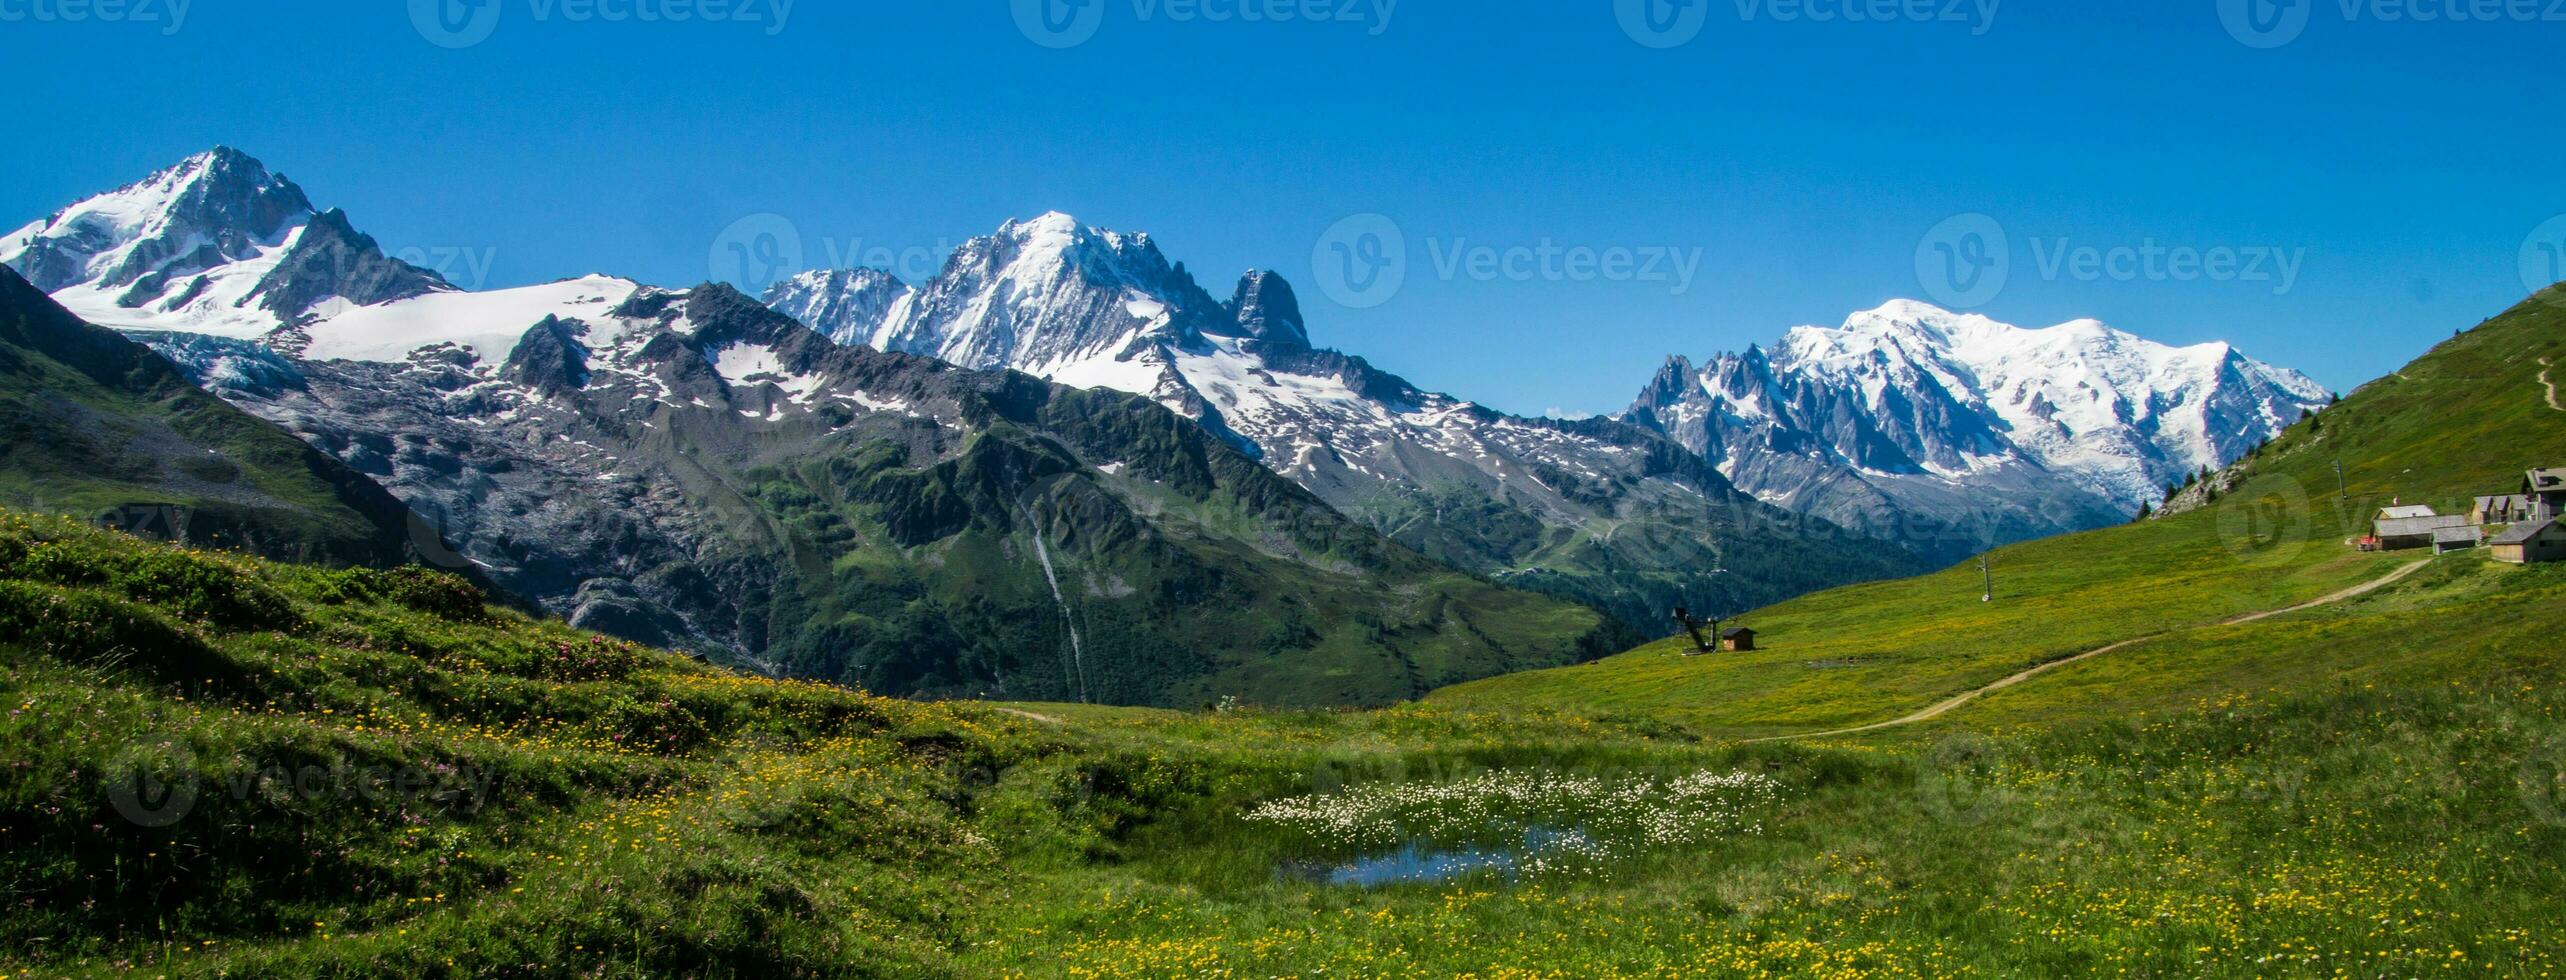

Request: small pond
left=1250, top=767, right=1786, bottom=889
left=1283, top=827, right=1585, bottom=888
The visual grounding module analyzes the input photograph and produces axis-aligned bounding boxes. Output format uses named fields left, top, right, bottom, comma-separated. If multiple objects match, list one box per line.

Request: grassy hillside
left=0, top=266, right=431, bottom=568
left=1431, top=287, right=2566, bottom=735
left=0, top=508, right=1694, bottom=976
left=6, top=290, right=2565, bottom=977
left=6, top=505, right=2565, bottom=977
left=723, top=368, right=1630, bottom=710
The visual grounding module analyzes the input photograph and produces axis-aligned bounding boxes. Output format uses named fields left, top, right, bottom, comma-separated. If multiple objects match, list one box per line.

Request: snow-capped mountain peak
left=998, top=210, right=1092, bottom=248
left=3, top=147, right=448, bottom=338
left=3, top=147, right=311, bottom=292
left=761, top=268, right=913, bottom=346
left=855, top=213, right=1221, bottom=376
left=1627, top=299, right=2331, bottom=542
left=12, top=160, right=1917, bottom=646
left=763, top=216, right=1924, bottom=628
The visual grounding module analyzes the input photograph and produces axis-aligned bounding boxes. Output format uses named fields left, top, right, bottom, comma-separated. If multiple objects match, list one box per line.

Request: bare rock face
left=1221, top=270, right=1309, bottom=350
left=251, top=207, right=450, bottom=317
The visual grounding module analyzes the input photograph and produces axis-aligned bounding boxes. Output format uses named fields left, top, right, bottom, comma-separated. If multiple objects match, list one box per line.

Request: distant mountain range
left=0, top=147, right=2332, bottom=703
left=766, top=214, right=2329, bottom=568
left=1623, top=301, right=2332, bottom=558
left=764, top=213, right=1923, bottom=629
left=2, top=150, right=1625, bottom=707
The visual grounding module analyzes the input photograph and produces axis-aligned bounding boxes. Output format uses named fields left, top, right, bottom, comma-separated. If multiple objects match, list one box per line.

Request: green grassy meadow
left=3, top=291, right=2564, bottom=976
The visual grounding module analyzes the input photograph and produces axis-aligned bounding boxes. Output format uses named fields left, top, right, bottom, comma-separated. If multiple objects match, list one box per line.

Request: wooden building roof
left=2491, top=518, right=2559, bottom=546
left=2375, top=515, right=2470, bottom=537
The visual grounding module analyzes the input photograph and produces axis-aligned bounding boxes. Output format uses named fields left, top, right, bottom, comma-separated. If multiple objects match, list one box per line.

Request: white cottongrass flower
left=1247, top=768, right=1784, bottom=881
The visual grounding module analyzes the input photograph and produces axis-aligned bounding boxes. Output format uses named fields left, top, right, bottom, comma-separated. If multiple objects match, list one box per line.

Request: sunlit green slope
left=1430, top=287, right=2566, bottom=735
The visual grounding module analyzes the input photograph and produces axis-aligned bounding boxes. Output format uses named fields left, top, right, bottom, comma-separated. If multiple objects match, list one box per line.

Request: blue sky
left=4, top=0, right=2558, bottom=416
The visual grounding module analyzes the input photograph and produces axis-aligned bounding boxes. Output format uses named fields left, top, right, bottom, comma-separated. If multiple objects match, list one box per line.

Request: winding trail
left=1746, top=560, right=2431, bottom=743
left=2541, top=357, right=2562, bottom=413
left=995, top=707, right=1064, bottom=725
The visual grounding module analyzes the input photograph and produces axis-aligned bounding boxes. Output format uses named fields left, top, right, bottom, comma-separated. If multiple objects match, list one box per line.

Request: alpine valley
left=765, top=214, right=1922, bottom=630
left=2, top=151, right=1631, bottom=707
left=766, top=214, right=2327, bottom=576
left=12, top=12, right=2562, bottom=976
left=3, top=148, right=2324, bottom=706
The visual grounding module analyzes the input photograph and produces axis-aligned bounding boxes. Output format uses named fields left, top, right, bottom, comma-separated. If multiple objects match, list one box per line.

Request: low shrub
left=0, top=580, right=231, bottom=682
left=318, top=566, right=490, bottom=623
left=7, top=537, right=293, bottom=632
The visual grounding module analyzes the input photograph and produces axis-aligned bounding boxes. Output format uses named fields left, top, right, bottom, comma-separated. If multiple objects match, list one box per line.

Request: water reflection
left=1286, top=827, right=1583, bottom=888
